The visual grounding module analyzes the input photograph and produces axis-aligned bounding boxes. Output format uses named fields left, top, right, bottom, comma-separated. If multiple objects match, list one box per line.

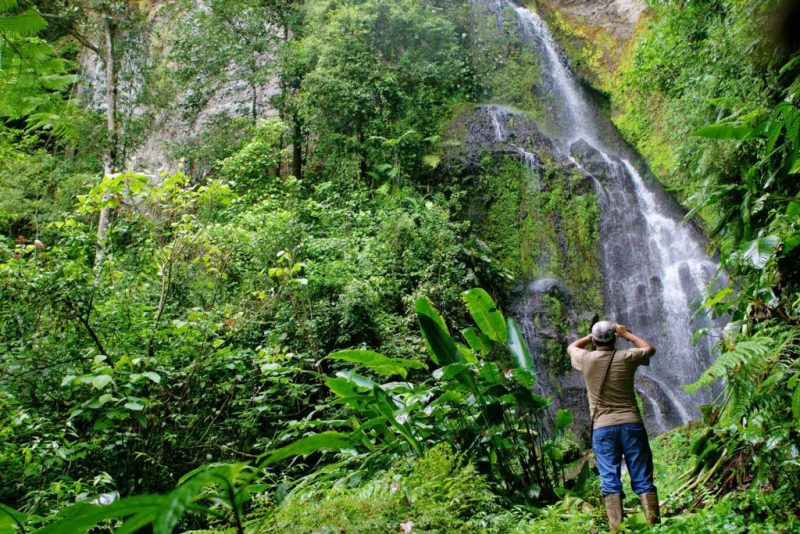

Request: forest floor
left=237, top=422, right=799, bottom=533
left=516, top=423, right=799, bottom=533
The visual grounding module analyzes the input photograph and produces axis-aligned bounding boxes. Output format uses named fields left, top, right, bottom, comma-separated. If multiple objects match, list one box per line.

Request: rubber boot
left=640, top=492, right=661, bottom=525
left=603, top=493, right=623, bottom=531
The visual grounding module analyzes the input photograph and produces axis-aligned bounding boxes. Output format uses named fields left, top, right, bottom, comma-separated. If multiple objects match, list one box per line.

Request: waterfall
left=472, top=0, right=724, bottom=434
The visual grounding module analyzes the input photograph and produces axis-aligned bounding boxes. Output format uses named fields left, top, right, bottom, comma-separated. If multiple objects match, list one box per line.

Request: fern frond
left=0, top=8, right=47, bottom=36
left=726, top=378, right=755, bottom=422
left=686, top=336, right=775, bottom=393
left=0, top=0, right=18, bottom=13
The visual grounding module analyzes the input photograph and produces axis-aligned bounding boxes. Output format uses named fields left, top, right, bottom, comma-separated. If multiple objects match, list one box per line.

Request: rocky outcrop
left=76, top=2, right=279, bottom=175
left=531, top=0, right=648, bottom=87
left=537, top=0, right=645, bottom=42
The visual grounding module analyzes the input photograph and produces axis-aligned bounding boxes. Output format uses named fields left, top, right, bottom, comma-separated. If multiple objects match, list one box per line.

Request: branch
left=40, top=13, right=101, bottom=54
left=64, top=299, right=108, bottom=356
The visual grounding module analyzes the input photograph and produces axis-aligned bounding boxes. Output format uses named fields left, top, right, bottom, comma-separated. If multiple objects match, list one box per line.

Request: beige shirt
left=567, top=345, right=655, bottom=429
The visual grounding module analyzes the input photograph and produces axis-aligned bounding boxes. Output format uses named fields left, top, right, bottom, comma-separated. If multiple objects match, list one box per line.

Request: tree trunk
left=96, top=16, right=117, bottom=266
left=359, top=129, right=367, bottom=181
left=292, top=113, right=303, bottom=180
left=250, top=78, right=258, bottom=122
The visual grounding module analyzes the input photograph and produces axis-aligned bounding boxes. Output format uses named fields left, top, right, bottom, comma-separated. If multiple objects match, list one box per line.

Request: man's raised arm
left=616, top=324, right=655, bottom=355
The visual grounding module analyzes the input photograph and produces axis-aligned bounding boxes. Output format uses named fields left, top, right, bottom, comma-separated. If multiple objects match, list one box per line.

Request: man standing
left=567, top=321, right=660, bottom=530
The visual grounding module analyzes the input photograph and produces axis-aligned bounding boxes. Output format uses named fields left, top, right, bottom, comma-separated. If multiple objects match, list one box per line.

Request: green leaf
left=91, top=374, right=113, bottom=390
left=0, top=502, right=27, bottom=532
left=787, top=194, right=800, bottom=218
left=259, top=431, right=352, bottom=466
left=0, top=8, right=47, bottom=36
left=690, top=123, right=753, bottom=140
left=335, top=370, right=376, bottom=390
left=124, top=401, right=145, bottom=411
left=0, top=0, right=20, bottom=13
left=455, top=342, right=477, bottom=364
left=792, top=384, right=800, bottom=421
left=739, top=235, right=779, bottom=269
left=422, top=154, right=440, bottom=168
left=325, top=377, right=363, bottom=397
left=416, top=298, right=462, bottom=365
left=699, top=287, right=732, bottom=310
left=432, top=363, right=469, bottom=381
left=142, top=371, right=161, bottom=384
left=506, top=318, right=534, bottom=372
left=34, top=495, right=166, bottom=534
left=510, top=368, right=536, bottom=388
left=462, top=327, right=492, bottom=356
left=414, top=297, right=449, bottom=334
left=327, top=350, right=425, bottom=378
left=462, top=288, right=507, bottom=343
left=555, top=409, right=573, bottom=431
left=782, top=232, right=800, bottom=255
left=515, top=389, right=551, bottom=410
left=371, top=386, right=421, bottom=454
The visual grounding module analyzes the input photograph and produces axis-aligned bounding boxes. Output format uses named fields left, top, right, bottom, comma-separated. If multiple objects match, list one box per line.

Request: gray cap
left=591, top=320, right=617, bottom=344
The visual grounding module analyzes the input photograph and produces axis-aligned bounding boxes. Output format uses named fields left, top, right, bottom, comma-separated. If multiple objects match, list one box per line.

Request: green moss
left=470, top=155, right=602, bottom=311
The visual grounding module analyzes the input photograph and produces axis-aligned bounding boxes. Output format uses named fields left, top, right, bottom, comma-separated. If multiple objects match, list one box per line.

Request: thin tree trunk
left=250, top=78, right=258, bottom=121
left=292, top=114, right=303, bottom=180
left=96, top=17, right=117, bottom=266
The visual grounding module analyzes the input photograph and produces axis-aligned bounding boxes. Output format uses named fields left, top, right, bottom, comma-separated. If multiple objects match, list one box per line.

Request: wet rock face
left=539, top=0, right=646, bottom=42
left=442, top=105, right=564, bottom=177
left=511, top=275, right=604, bottom=441
left=569, top=138, right=612, bottom=180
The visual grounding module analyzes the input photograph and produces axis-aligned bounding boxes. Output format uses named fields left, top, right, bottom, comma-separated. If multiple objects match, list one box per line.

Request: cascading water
left=473, top=0, right=724, bottom=434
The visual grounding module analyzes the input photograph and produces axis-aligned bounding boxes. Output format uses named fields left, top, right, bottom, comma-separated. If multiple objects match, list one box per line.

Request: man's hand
left=616, top=324, right=654, bottom=352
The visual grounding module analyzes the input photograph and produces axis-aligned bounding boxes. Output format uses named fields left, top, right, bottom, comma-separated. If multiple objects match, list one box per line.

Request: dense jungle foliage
left=1, top=0, right=799, bottom=532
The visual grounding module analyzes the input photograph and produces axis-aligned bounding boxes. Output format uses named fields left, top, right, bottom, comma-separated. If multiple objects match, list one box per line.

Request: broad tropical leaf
left=739, top=235, right=779, bottom=269
left=415, top=296, right=449, bottom=334
left=462, top=326, right=492, bottom=356
left=334, top=370, right=376, bottom=389
left=506, top=318, right=534, bottom=372
left=327, top=350, right=426, bottom=378
left=259, top=431, right=352, bottom=466
left=416, top=298, right=462, bottom=365
left=371, top=386, right=421, bottom=454
left=461, top=288, right=507, bottom=343
left=0, top=503, right=27, bottom=532
left=34, top=496, right=166, bottom=534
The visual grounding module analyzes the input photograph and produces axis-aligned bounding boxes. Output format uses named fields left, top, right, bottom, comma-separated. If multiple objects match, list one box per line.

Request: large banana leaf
left=462, top=288, right=507, bottom=343
left=415, top=296, right=450, bottom=334
left=371, top=386, right=422, bottom=455
left=462, top=326, right=493, bottom=356
left=507, top=317, right=535, bottom=373
left=327, top=349, right=426, bottom=378
left=416, top=298, right=463, bottom=365
left=259, top=431, right=353, bottom=466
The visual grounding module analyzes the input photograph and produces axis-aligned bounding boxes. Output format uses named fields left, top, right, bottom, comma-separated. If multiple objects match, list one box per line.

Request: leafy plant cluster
left=323, top=289, right=574, bottom=503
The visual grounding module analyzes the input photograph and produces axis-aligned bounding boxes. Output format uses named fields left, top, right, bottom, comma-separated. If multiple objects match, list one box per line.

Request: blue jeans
left=592, top=422, right=656, bottom=496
